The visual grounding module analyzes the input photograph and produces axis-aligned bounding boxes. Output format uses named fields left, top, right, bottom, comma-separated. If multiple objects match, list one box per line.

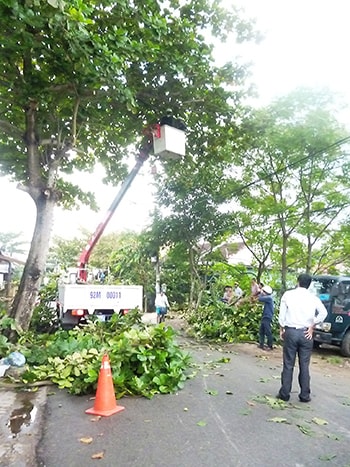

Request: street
left=37, top=322, right=350, bottom=467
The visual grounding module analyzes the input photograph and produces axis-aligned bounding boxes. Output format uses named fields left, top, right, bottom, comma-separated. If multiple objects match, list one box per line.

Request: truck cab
left=311, top=275, right=350, bottom=357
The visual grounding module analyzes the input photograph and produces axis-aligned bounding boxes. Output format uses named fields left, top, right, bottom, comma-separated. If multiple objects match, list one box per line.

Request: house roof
left=0, top=252, right=26, bottom=265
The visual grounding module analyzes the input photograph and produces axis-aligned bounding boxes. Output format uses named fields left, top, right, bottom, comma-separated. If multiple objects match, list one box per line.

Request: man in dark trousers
left=277, top=273, right=327, bottom=402
left=257, top=285, right=274, bottom=350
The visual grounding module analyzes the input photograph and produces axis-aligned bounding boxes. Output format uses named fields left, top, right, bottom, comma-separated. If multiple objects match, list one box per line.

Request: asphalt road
left=36, top=328, right=350, bottom=467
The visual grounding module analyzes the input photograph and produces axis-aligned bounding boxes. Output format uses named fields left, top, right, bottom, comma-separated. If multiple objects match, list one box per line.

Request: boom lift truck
left=57, top=117, right=186, bottom=329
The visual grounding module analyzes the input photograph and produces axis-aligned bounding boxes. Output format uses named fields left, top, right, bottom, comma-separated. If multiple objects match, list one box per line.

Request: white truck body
left=58, top=284, right=143, bottom=328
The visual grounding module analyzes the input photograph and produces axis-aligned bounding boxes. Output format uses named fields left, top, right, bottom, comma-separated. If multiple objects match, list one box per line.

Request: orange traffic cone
left=85, top=354, right=125, bottom=417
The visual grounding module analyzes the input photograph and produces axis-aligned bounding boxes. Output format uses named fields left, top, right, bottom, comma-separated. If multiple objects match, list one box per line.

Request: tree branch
left=0, top=120, right=23, bottom=139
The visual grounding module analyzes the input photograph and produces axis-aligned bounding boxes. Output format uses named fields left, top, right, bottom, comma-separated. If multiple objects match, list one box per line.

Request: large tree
left=0, top=0, right=256, bottom=329
left=233, top=88, right=350, bottom=291
left=154, top=138, right=242, bottom=308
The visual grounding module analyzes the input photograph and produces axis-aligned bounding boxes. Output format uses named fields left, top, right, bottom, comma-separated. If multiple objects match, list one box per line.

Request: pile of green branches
left=1, top=310, right=190, bottom=399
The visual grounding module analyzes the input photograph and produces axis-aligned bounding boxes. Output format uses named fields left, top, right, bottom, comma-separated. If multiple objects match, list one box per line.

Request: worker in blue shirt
left=257, top=285, right=274, bottom=350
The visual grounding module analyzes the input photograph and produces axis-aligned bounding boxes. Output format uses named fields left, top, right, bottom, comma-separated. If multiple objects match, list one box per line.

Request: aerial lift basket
left=152, top=124, right=186, bottom=160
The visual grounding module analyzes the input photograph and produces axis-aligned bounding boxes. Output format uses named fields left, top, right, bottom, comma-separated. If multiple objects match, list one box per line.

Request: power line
left=232, top=203, right=350, bottom=232
left=159, top=136, right=350, bottom=211
left=230, top=135, right=350, bottom=198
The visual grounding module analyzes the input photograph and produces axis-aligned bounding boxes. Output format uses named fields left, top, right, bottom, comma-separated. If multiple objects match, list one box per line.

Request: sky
left=1, top=0, right=350, bottom=253
left=235, top=0, right=350, bottom=109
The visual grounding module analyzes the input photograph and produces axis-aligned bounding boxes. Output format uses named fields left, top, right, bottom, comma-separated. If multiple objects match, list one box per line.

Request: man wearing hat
left=257, top=285, right=274, bottom=350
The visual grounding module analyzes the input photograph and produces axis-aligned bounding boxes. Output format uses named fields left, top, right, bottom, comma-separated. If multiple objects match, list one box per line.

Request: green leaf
left=326, top=433, right=341, bottom=441
left=297, top=424, right=315, bottom=436
left=312, top=417, right=328, bottom=426
left=319, top=454, right=337, bottom=461
left=47, top=0, right=59, bottom=8
left=267, top=417, right=289, bottom=424
left=239, top=408, right=252, bottom=416
left=217, top=357, right=231, bottom=363
left=206, top=389, right=218, bottom=396
left=258, top=377, right=271, bottom=383
left=197, top=420, right=207, bottom=427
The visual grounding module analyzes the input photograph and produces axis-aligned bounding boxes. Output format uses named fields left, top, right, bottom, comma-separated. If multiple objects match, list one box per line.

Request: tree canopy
left=232, top=88, right=350, bottom=290
left=0, top=0, right=256, bottom=329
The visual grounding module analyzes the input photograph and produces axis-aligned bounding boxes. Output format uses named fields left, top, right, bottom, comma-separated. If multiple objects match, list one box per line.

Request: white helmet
left=262, top=285, right=273, bottom=295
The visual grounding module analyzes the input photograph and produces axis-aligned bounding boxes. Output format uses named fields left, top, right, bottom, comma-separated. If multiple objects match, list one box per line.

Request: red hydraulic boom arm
left=77, top=143, right=150, bottom=282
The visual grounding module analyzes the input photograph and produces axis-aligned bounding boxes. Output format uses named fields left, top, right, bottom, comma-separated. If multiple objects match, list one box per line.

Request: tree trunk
left=281, top=234, right=288, bottom=294
left=188, top=247, right=198, bottom=310
left=189, top=271, right=195, bottom=310
left=9, top=194, right=55, bottom=331
left=306, top=233, right=312, bottom=273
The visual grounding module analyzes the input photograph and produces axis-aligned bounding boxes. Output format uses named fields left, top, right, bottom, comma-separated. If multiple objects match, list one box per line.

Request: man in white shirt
left=155, top=290, right=170, bottom=323
left=277, top=273, right=327, bottom=403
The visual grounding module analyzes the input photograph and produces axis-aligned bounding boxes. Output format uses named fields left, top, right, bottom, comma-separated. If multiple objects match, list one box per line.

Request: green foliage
left=18, top=311, right=190, bottom=398
left=234, top=88, right=350, bottom=290
left=158, top=243, right=191, bottom=307
left=0, top=0, right=256, bottom=331
left=47, top=234, right=87, bottom=271
left=186, top=299, right=279, bottom=343
left=0, top=310, right=18, bottom=356
left=30, top=277, right=59, bottom=333
left=209, top=262, right=253, bottom=296
left=107, top=232, right=155, bottom=291
left=0, top=231, right=27, bottom=256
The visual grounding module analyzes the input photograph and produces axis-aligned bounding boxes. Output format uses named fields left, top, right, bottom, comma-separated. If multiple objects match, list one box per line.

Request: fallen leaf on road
left=79, top=437, right=93, bottom=444
left=297, top=424, right=315, bottom=436
left=246, top=400, right=256, bottom=406
left=225, top=391, right=233, bottom=395
left=183, top=407, right=188, bottom=411
left=217, top=357, right=230, bottom=363
left=206, top=389, right=218, bottom=396
left=265, top=396, right=286, bottom=409
left=327, top=433, right=341, bottom=441
left=290, top=403, right=310, bottom=410
left=319, top=454, right=336, bottom=461
left=91, top=451, right=104, bottom=459
left=267, top=417, right=289, bottom=424
left=197, top=420, right=207, bottom=427
left=258, top=377, right=270, bottom=383
left=312, top=417, right=328, bottom=426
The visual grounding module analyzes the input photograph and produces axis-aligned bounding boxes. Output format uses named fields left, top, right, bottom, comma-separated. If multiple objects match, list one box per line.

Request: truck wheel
left=340, top=331, right=350, bottom=357
left=313, top=340, right=321, bottom=350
